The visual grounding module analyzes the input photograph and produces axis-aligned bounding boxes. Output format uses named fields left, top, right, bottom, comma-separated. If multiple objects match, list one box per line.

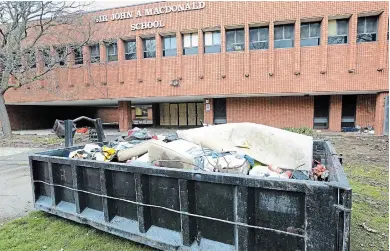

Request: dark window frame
left=274, top=24, right=295, bottom=49
left=25, top=50, right=36, bottom=69
left=162, top=35, right=177, bottom=57
left=56, top=47, right=67, bottom=66
left=226, top=28, right=245, bottom=52
left=40, top=48, right=51, bottom=67
left=249, top=26, right=269, bottom=50
left=90, top=44, right=100, bottom=63
left=143, top=37, right=156, bottom=58
left=357, top=16, right=378, bottom=43
left=328, top=19, right=349, bottom=45
left=74, top=47, right=83, bottom=65
left=204, top=30, right=221, bottom=53
left=124, top=40, right=137, bottom=60
left=300, top=22, right=321, bottom=47
left=183, top=32, right=198, bottom=55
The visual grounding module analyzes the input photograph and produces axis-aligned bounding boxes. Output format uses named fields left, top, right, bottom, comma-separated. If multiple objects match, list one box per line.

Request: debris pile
left=68, top=123, right=330, bottom=182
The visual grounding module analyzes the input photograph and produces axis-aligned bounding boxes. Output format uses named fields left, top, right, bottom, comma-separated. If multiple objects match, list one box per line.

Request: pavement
left=0, top=147, right=41, bottom=224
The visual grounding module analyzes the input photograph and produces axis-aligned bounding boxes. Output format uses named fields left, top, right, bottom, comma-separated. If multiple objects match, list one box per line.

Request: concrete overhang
left=6, top=90, right=383, bottom=106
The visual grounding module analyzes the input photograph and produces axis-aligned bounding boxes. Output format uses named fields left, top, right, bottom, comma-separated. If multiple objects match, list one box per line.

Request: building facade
left=3, top=1, right=389, bottom=134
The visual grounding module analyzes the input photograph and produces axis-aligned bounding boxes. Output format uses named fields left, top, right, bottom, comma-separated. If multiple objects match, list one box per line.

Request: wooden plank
left=170, top=104, right=178, bottom=126
left=196, top=103, right=204, bottom=125
left=187, top=103, right=197, bottom=126
left=179, top=103, right=188, bottom=126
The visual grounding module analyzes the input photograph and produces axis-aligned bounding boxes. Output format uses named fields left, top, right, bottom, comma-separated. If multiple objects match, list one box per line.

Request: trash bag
left=52, top=119, right=76, bottom=138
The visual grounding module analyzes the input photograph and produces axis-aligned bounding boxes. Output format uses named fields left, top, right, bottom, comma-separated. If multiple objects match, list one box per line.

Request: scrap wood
left=359, top=222, right=378, bottom=233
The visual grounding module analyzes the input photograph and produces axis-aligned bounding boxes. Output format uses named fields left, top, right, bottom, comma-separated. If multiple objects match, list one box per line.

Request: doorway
left=313, top=96, right=330, bottom=129
left=213, top=98, right=227, bottom=124
left=341, top=95, right=357, bottom=127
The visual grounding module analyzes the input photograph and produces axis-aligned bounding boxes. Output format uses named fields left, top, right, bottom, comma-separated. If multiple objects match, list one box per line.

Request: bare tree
left=0, top=1, right=95, bottom=138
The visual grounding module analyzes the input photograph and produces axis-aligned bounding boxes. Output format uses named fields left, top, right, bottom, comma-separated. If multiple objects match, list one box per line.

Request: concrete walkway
left=0, top=148, right=42, bottom=223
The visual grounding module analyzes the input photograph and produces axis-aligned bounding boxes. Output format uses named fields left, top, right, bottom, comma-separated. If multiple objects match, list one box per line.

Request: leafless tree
left=0, top=1, right=96, bottom=138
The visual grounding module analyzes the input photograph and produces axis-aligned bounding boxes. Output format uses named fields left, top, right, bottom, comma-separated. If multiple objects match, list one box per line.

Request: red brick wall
left=356, top=95, right=376, bottom=127
left=96, top=107, right=118, bottom=123
left=374, top=92, right=389, bottom=135
left=3, top=1, right=388, bottom=104
left=329, top=95, right=342, bottom=132
left=226, top=96, right=314, bottom=128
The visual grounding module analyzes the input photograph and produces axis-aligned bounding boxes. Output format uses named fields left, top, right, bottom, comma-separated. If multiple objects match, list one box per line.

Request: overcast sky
left=83, top=0, right=159, bottom=12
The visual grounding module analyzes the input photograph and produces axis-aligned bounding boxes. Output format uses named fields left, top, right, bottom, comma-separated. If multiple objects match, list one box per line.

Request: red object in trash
left=76, top=127, right=88, bottom=133
left=152, top=135, right=158, bottom=140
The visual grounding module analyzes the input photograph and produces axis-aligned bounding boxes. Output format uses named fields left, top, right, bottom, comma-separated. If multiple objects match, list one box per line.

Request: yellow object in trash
left=102, top=146, right=116, bottom=161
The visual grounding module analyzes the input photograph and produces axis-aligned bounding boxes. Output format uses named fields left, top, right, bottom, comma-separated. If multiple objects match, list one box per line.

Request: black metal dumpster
left=29, top=140, right=351, bottom=251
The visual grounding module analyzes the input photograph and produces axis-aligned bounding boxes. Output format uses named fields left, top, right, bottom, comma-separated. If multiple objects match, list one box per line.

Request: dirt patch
left=316, top=134, right=389, bottom=166
left=0, top=134, right=86, bottom=148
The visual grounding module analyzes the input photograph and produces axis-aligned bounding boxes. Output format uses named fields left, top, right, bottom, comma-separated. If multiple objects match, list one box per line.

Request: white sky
left=82, top=0, right=160, bottom=12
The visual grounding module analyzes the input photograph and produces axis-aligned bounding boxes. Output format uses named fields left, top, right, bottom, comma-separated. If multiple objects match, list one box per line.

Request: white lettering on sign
left=131, top=21, right=165, bottom=31
left=95, top=1, right=206, bottom=30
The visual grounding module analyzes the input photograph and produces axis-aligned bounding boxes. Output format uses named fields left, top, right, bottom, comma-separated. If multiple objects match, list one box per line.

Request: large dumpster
left=29, top=140, right=351, bottom=251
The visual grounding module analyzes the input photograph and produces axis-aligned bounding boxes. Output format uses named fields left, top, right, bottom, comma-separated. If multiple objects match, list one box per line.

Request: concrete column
left=136, top=36, right=143, bottom=82
left=176, top=31, right=182, bottom=79
left=348, top=13, right=357, bottom=73
left=220, top=26, right=226, bottom=78
left=155, top=33, right=162, bottom=80
left=244, top=24, right=250, bottom=77
left=374, top=92, right=389, bottom=135
left=198, top=29, right=204, bottom=79
left=118, top=101, right=132, bottom=132
left=320, top=16, right=328, bottom=74
left=83, top=45, right=90, bottom=85
left=294, top=19, right=301, bottom=75
left=99, top=42, right=107, bottom=84
left=378, top=10, right=389, bottom=71
left=117, top=38, right=125, bottom=84
left=329, top=95, right=342, bottom=132
left=268, top=21, right=275, bottom=76
left=203, top=98, right=213, bottom=125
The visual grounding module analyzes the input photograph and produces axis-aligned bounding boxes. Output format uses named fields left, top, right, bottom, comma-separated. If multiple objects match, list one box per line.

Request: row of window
left=26, top=15, right=384, bottom=68
left=101, top=15, right=382, bottom=62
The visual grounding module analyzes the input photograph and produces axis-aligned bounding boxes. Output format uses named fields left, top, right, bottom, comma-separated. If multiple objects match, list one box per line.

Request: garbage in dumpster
left=311, top=160, right=329, bottom=181
left=69, top=144, right=117, bottom=162
left=63, top=123, right=333, bottom=182
left=177, top=123, right=313, bottom=171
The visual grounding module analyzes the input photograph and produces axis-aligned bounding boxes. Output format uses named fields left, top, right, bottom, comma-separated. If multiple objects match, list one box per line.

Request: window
left=12, top=52, right=22, bottom=72
left=56, top=47, right=67, bottom=66
left=274, top=24, right=294, bottom=48
left=183, top=33, right=198, bottom=55
left=357, top=16, right=378, bottom=42
left=143, top=38, right=156, bottom=58
left=124, top=40, right=136, bottom=60
left=135, top=106, right=148, bottom=118
left=328, top=19, right=349, bottom=44
left=74, top=47, right=83, bottom=65
left=40, top=48, right=51, bottom=67
left=313, top=96, right=330, bottom=129
left=226, top=28, right=245, bottom=51
left=249, top=26, right=268, bottom=50
left=162, top=35, right=177, bottom=57
left=26, top=50, right=36, bottom=69
left=106, top=42, right=118, bottom=62
left=301, top=22, right=320, bottom=46
left=204, top=30, right=221, bottom=53
left=90, top=45, right=100, bottom=63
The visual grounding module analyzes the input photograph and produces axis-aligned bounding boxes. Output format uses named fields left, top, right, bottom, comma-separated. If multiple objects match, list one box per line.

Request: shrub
left=283, top=127, right=315, bottom=136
